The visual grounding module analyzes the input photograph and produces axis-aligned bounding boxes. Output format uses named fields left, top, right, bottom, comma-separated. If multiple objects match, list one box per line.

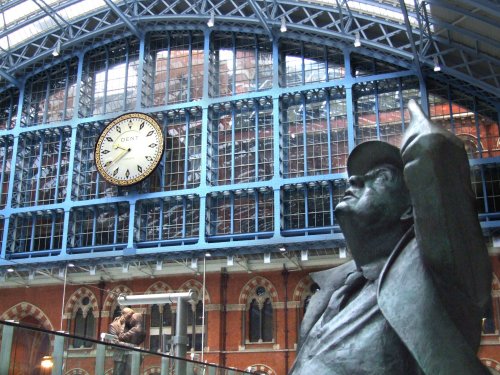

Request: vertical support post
left=95, top=343, right=106, bottom=374
left=51, top=334, right=65, bottom=375
left=174, top=297, right=188, bottom=375
left=130, top=350, right=141, bottom=374
left=161, top=356, right=170, bottom=375
left=0, top=323, right=15, bottom=374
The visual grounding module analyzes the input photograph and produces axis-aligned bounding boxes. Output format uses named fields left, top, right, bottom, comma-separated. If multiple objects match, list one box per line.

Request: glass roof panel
left=0, top=0, right=107, bottom=52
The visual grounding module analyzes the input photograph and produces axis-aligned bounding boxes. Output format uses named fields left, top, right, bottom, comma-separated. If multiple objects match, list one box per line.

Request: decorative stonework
left=239, top=276, right=279, bottom=305
left=103, top=285, right=133, bottom=314
left=179, top=279, right=210, bottom=304
left=292, top=275, right=314, bottom=303
left=0, top=302, right=54, bottom=332
left=246, top=364, right=277, bottom=375
left=64, top=287, right=99, bottom=318
left=145, top=281, right=174, bottom=294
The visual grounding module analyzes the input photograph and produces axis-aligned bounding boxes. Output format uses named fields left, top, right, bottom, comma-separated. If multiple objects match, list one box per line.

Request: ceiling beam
left=103, top=0, right=143, bottom=39
left=0, top=69, right=20, bottom=88
left=248, top=0, right=274, bottom=41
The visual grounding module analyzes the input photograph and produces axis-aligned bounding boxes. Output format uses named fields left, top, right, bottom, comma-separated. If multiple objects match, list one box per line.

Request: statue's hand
left=401, top=99, right=462, bottom=165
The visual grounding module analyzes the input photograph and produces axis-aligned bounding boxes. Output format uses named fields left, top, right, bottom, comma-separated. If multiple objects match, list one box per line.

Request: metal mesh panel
left=68, top=203, right=129, bottom=252
left=21, top=60, right=78, bottom=126
left=0, top=89, right=18, bottom=130
left=280, top=40, right=344, bottom=87
left=7, top=211, right=64, bottom=256
left=206, top=189, right=273, bottom=238
left=353, top=77, right=419, bottom=146
left=0, top=137, right=13, bottom=209
left=471, top=164, right=500, bottom=215
left=79, top=39, right=139, bottom=117
left=282, top=89, right=347, bottom=177
left=73, top=122, right=119, bottom=200
left=209, top=99, right=273, bottom=186
left=13, top=128, right=71, bottom=207
left=163, top=109, right=202, bottom=190
left=282, top=181, right=345, bottom=233
left=428, top=84, right=500, bottom=159
left=351, top=53, right=401, bottom=77
left=211, top=33, right=273, bottom=97
left=135, top=195, right=200, bottom=245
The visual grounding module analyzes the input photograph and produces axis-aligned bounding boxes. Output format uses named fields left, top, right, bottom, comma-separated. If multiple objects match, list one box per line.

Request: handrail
left=0, top=319, right=253, bottom=374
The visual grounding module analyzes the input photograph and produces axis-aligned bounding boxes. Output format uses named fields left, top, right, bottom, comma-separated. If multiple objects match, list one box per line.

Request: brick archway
left=179, top=279, right=210, bottom=304
left=103, top=285, right=133, bottom=312
left=64, top=287, right=99, bottom=318
left=239, top=276, right=278, bottom=305
left=246, top=364, right=277, bottom=375
left=292, top=275, right=314, bottom=303
left=1, top=302, right=54, bottom=331
left=145, top=281, right=174, bottom=294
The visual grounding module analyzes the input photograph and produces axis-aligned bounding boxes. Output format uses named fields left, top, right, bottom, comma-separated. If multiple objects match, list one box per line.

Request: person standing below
left=290, top=99, right=491, bottom=374
left=109, top=307, right=146, bottom=375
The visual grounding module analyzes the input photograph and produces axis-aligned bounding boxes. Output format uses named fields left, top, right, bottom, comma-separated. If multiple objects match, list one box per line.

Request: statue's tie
left=321, top=270, right=366, bottom=324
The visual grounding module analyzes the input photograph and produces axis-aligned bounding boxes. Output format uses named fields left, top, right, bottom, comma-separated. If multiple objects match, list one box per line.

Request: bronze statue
left=109, top=307, right=146, bottom=375
left=290, top=100, right=492, bottom=374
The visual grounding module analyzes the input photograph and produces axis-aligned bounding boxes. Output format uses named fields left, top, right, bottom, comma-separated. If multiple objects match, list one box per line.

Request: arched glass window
left=149, top=304, right=173, bottom=353
left=72, top=306, right=95, bottom=348
left=248, top=286, right=273, bottom=343
left=187, top=300, right=206, bottom=352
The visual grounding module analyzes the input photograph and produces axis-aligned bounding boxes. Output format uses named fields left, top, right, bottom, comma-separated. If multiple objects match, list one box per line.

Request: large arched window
left=72, top=299, right=95, bottom=348
left=149, top=303, right=173, bottom=353
left=248, top=286, right=273, bottom=343
left=187, top=300, right=206, bottom=351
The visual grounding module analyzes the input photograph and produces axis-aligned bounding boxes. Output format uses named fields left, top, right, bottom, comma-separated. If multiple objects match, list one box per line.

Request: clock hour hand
left=114, top=144, right=127, bottom=151
left=106, top=147, right=131, bottom=169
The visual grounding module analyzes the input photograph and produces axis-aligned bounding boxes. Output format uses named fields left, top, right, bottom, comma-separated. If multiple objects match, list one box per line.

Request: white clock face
left=95, top=113, right=164, bottom=186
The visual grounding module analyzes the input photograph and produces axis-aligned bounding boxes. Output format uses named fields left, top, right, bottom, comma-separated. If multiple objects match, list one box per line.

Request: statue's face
left=335, top=164, right=409, bottom=229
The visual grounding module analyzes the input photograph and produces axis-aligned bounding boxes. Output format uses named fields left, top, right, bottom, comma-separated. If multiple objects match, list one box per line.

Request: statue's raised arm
left=401, top=99, right=491, bottom=309
left=290, top=99, right=491, bottom=375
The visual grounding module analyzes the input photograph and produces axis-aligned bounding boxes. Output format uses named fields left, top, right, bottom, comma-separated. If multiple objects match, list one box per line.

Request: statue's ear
left=400, top=206, right=413, bottom=221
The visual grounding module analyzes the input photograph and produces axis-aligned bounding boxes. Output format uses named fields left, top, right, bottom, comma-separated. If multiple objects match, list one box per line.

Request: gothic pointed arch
left=145, top=281, right=174, bottom=294
left=246, top=364, right=277, bottom=375
left=179, top=279, right=210, bottom=304
left=0, top=303, right=54, bottom=373
left=103, top=285, right=133, bottom=319
left=64, top=287, right=99, bottom=318
left=1, top=302, right=54, bottom=331
left=239, top=276, right=278, bottom=305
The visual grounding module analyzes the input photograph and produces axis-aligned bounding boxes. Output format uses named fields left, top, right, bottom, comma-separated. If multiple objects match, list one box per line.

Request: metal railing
left=0, top=319, right=253, bottom=375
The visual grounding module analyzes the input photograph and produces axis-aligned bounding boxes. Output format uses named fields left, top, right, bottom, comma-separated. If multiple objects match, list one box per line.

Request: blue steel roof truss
left=0, top=0, right=498, bottom=273
left=0, top=0, right=496, bottom=105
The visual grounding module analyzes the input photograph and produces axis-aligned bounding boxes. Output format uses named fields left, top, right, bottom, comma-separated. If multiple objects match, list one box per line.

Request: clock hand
left=114, top=144, right=127, bottom=151
left=107, top=147, right=131, bottom=169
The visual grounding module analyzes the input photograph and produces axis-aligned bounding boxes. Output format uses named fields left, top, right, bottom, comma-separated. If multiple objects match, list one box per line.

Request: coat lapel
left=298, top=260, right=357, bottom=350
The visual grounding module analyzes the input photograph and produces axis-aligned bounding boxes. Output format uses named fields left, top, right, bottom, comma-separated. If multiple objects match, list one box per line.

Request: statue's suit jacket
left=297, top=125, right=492, bottom=375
